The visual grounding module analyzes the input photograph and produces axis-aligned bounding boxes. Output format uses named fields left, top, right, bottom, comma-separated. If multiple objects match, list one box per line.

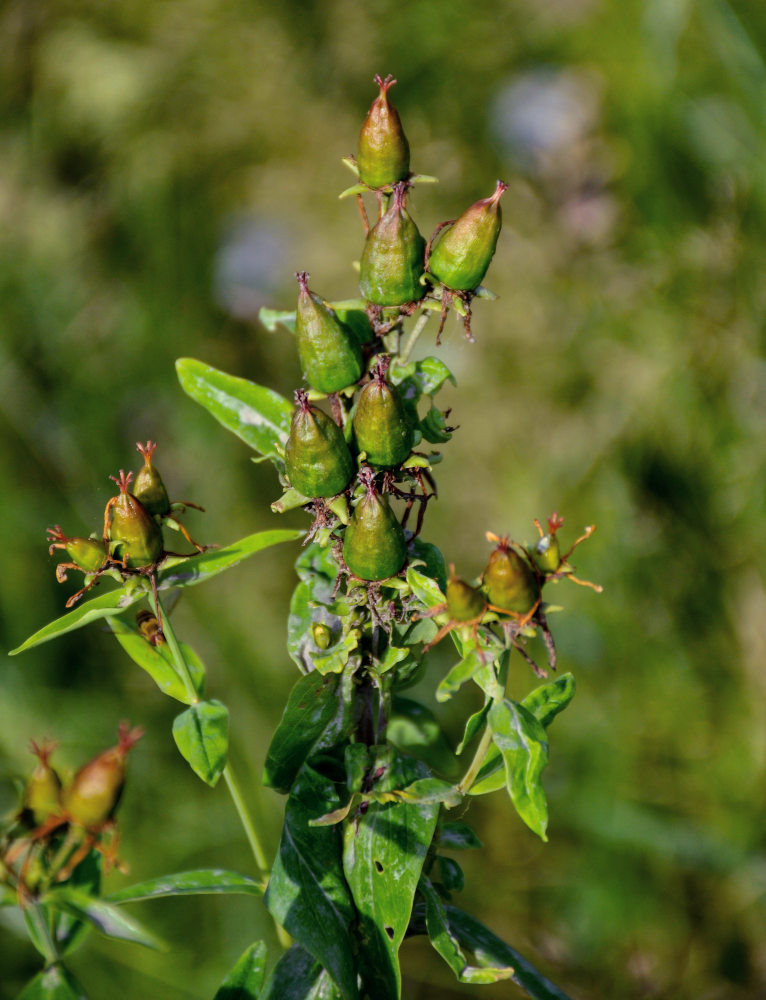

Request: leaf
left=343, top=750, right=440, bottom=1000
left=158, top=530, right=303, bottom=590
left=438, top=822, right=483, bottom=851
left=107, top=869, right=263, bottom=904
left=108, top=619, right=205, bottom=704
left=488, top=700, right=550, bottom=841
left=405, top=566, right=445, bottom=610
left=263, top=667, right=354, bottom=794
left=260, top=944, right=343, bottom=1000
left=265, top=766, right=358, bottom=1000
left=213, top=940, right=267, bottom=1000
left=443, top=906, right=575, bottom=1000
left=419, top=877, right=513, bottom=984
left=372, top=777, right=461, bottom=809
left=176, top=358, right=293, bottom=459
left=258, top=308, right=297, bottom=334
left=10, top=588, right=140, bottom=655
left=419, top=406, right=453, bottom=444
left=54, top=849, right=101, bottom=957
left=407, top=538, right=447, bottom=593
left=172, top=700, right=229, bottom=786
left=17, top=965, right=89, bottom=1000
left=436, top=647, right=484, bottom=703
left=456, top=701, right=490, bottom=755
left=388, top=696, right=455, bottom=773
left=390, top=356, right=456, bottom=398
left=521, top=673, right=576, bottom=729
left=41, top=888, right=163, bottom=950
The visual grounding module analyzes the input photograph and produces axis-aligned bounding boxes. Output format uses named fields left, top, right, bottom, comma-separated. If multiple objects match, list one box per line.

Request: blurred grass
left=2, top=0, right=766, bottom=996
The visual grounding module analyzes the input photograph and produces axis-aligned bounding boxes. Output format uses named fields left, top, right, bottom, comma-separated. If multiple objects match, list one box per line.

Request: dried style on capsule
left=352, top=356, right=414, bottom=467
left=343, top=468, right=406, bottom=581
left=285, top=389, right=355, bottom=498
left=360, top=183, right=425, bottom=306
left=295, top=272, right=364, bottom=394
left=357, top=74, right=410, bottom=190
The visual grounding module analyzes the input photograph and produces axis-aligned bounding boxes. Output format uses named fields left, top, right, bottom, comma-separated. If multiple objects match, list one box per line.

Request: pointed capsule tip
left=491, top=180, right=509, bottom=203
left=373, top=74, right=396, bottom=96
left=295, top=271, right=310, bottom=292
left=137, top=441, right=157, bottom=463
left=109, top=470, right=134, bottom=493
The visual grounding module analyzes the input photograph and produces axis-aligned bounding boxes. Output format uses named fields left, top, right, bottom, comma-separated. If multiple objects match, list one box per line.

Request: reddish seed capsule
left=482, top=533, right=539, bottom=616
left=104, top=470, right=163, bottom=568
left=357, top=74, right=411, bottom=190
left=63, top=723, right=143, bottom=829
left=133, top=441, right=171, bottom=517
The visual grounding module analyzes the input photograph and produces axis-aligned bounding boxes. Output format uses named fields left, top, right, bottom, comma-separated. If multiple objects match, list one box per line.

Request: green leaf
left=263, top=667, right=354, bottom=793
left=10, top=588, right=140, bottom=655
left=158, top=530, right=303, bottom=590
left=456, top=701, right=491, bottom=755
left=488, top=700, right=550, bottom=840
left=213, top=940, right=267, bottom=1000
left=41, top=888, right=163, bottom=950
left=17, top=965, right=89, bottom=1000
left=373, top=777, right=461, bottom=809
left=521, top=673, right=576, bottom=728
left=388, top=696, right=455, bottom=773
left=265, top=766, right=358, bottom=1000
left=343, top=749, right=440, bottom=1000
left=172, top=700, right=230, bottom=786
left=54, top=849, right=101, bottom=957
left=260, top=945, right=343, bottom=1000
left=419, top=405, right=453, bottom=444
left=405, top=566, right=445, bottom=610
left=108, top=619, right=205, bottom=704
left=176, top=358, right=293, bottom=459
left=107, top=869, right=263, bottom=904
left=419, top=877, right=512, bottom=984
left=467, top=745, right=505, bottom=796
left=436, top=647, right=484, bottom=703
left=258, top=308, right=297, bottom=334
left=438, top=822, right=483, bottom=851
left=407, top=538, right=447, bottom=593
left=442, top=906, right=575, bottom=1000
left=390, top=356, right=456, bottom=397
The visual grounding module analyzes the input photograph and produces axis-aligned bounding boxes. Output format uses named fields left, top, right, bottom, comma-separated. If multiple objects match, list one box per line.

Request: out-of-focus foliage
left=2, top=0, right=766, bottom=997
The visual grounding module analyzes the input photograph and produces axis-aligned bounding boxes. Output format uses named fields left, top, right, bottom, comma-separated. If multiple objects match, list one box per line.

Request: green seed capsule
left=357, top=74, right=410, bottom=190
left=352, top=356, right=413, bottom=467
left=47, top=526, right=107, bottom=573
left=528, top=512, right=564, bottom=574
left=360, top=183, right=425, bottom=306
left=105, top=470, right=163, bottom=568
left=284, top=390, right=354, bottom=498
left=63, top=724, right=143, bottom=829
left=482, top=533, right=539, bottom=616
left=428, top=180, right=508, bottom=292
left=23, top=741, right=63, bottom=826
left=312, top=622, right=332, bottom=649
left=134, top=441, right=170, bottom=516
left=295, top=272, right=364, bottom=394
left=446, top=573, right=486, bottom=623
left=343, top=469, right=406, bottom=581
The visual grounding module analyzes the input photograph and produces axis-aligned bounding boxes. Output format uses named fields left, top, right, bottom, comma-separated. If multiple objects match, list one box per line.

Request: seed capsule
left=295, top=272, right=364, bottom=394
left=312, top=622, right=332, bottom=649
left=23, top=740, right=63, bottom=826
left=105, top=470, right=163, bottom=568
left=482, top=533, right=539, bottom=616
left=357, top=74, right=410, bottom=190
left=528, top=513, right=564, bottom=574
left=343, top=468, right=406, bottom=581
left=47, top=526, right=107, bottom=574
left=284, top=390, right=355, bottom=498
left=359, top=182, right=425, bottom=306
left=352, top=356, right=413, bottom=467
left=133, top=441, right=171, bottom=516
left=63, top=723, right=143, bottom=829
left=446, top=573, right=486, bottom=623
left=428, top=180, right=508, bottom=291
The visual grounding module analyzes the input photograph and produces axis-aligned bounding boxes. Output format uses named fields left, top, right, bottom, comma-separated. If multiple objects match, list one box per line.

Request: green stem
left=221, top=765, right=267, bottom=875
left=456, top=722, right=494, bottom=795
left=398, top=309, right=431, bottom=364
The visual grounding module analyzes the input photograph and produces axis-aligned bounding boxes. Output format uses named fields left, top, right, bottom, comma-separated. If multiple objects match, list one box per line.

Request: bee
left=136, top=609, right=165, bottom=646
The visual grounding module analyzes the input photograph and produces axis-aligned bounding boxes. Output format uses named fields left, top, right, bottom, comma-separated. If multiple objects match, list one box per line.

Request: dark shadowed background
left=2, top=0, right=766, bottom=997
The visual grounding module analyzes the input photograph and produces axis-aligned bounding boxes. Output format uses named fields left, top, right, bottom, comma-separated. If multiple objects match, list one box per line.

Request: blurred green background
left=2, top=0, right=766, bottom=996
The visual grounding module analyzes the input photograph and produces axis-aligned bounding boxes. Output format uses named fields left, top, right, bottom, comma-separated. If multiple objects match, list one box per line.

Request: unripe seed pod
left=23, top=740, right=63, bottom=825
left=63, top=723, right=143, bottom=829
left=428, top=180, right=508, bottom=291
left=357, top=74, right=410, bottom=190
left=295, top=272, right=364, bottom=394
left=106, top=470, right=163, bottom=568
left=343, top=468, right=406, bottom=581
left=312, top=622, right=332, bottom=649
left=47, top=526, right=106, bottom=573
left=528, top=512, right=564, bottom=574
left=134, top=441, right=170, bottom=516
left=352, top=356, right=414, bottom=467
left=360, top=183, right=425, bottom=306
left=482, top=534, right=539, bottom=615
left=446, top=573, right=486, bottom=623
left=285, top=390, right=355, bottom=498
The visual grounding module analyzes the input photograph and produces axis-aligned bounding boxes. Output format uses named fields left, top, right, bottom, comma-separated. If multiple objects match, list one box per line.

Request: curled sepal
left=284, top=389, right=355, bottom=498
left=104, top=471, right=163, bottom=569
left=357, top=74, right=410, bottom=190
left=353, top=356, right=414, bottom=467
left=343, top=468, right=406, bottom=581
left=295, top=272, right=364, bottom=394
left=359, top=183, right=425, bottom=306
left=427, top=180, right=507, bottom=292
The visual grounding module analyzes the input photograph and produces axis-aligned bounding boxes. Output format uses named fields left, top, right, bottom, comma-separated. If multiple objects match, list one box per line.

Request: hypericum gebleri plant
left=7, top=75, right=600, bottom=1000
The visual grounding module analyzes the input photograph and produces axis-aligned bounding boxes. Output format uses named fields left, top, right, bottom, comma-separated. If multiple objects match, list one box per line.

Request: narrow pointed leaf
left=265, top=766, right=358, bottom=1000
left=343, top=750, right=440, bottom=1000
left=258, top=308, right=297, bottom=334
left=488, top=700, right=549, bottom=840
left=521, top=673, right=576, bottom=728
left=438, top=822, right=483, bottom=851
left=42, top=888, right=163, bottom=949
left=436, top=647, right=484, bottom=703
left=107, top=869, right=262, bottom=904
left=388, top=696, right=454, bottom=773
left=17, top=965, right=88, bottom=1000
left=213, top=940, right=267, bottom=1000
left=260, top=945, right=343, bottom=1000
left=405, top=567, right=445, bottom=610
left=158, top=530, right=303, bottom=590
left=108, top=619, right=205, bottom=704
left=54, top=849, right=101, bottom=957
left=10, top=588, right=139, bottom=654
left=172, top=700, right=229, bottom=786
left=176, top=358, right=293, bottom=459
